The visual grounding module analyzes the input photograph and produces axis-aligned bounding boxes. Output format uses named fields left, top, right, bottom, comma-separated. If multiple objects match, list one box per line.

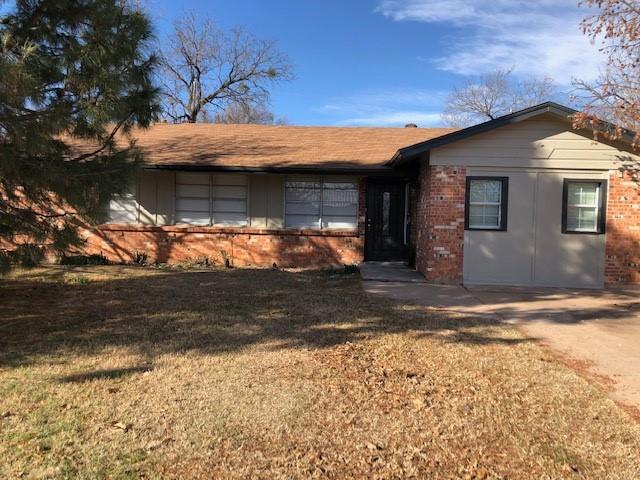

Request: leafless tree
left=441, top=69, right=556, bottom=127
left=213, top=101, right=286, bottom=124
left=573, top=0, right=640, bottom=146
left=159, top=13, right=292, bottom=123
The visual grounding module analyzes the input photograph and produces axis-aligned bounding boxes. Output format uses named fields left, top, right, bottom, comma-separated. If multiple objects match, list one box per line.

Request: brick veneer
left=80, top=225, right=362, bottom=268
left=605, top=170, right=640, bottom=284
left=414, top=163, right=466, bottom=282
left=79, top=178, right=368, bottom=268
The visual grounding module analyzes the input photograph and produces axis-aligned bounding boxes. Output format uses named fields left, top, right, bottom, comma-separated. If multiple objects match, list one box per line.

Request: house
left=82, top=102, right=640, bottom=288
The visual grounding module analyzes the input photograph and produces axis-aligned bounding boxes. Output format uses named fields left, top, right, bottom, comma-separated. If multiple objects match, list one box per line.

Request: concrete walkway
left=361, top=262, right=640, bottom=412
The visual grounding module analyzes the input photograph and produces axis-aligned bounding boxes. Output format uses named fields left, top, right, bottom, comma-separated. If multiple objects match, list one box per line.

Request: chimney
left=404, top=123, right=418, bottom=128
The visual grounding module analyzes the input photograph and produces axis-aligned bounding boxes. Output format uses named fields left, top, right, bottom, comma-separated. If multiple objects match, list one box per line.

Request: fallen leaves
left=1, top=266, right=639, bottom=479
left=111, top=421, right=132, bottom=433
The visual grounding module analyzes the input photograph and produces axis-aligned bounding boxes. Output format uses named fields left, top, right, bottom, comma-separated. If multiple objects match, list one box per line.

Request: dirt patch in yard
left=0, top=266, right=639, bottom=479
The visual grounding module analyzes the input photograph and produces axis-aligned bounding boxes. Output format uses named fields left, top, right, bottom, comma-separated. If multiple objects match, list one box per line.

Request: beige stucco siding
left=463, top=168, right=607, bottom=288
left=430, top=114, right=640, bottom=170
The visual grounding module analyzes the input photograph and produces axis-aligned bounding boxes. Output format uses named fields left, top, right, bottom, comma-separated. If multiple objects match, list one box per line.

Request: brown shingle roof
left=94, top=123, right=455, bottom=171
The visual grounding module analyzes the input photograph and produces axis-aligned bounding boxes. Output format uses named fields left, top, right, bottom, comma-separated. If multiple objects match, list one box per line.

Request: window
left=175, top=173, right=210, bottom=225
left=175, top=172, right=248, bottom=226
left=465, top=177, right=508, bottom=231
left=562, top=179, right=606, bottom=234
left=107, top=181, right=138, bottom=224
left=212, top=174, right=249, bottom=226
left=285, top=176, right=358, bottom=229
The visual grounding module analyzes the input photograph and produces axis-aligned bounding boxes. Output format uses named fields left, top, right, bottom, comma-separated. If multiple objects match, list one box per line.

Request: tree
left=212, top=101, right=285, bottom=124
left=159, top=14, right=292, bottom=123
left=0, top=0, right=159, bottom=272
left=573, top=0, right=640, bottom=145
left=441, top=69, right=556, bottom=127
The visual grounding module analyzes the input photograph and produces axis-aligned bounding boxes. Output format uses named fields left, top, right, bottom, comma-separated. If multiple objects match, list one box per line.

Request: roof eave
left=142, top=163, right=399, bottom=175
left=388, top=102, right=580, bottom=167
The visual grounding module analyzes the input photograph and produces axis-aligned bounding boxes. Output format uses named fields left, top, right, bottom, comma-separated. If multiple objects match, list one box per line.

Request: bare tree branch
left=573, top=0, right=640, bottom=146
left=158, top=13, right=293, bottom=123
left=441, top=68, right=557, bottom=128
left=212, top=101, right=286, bottom=125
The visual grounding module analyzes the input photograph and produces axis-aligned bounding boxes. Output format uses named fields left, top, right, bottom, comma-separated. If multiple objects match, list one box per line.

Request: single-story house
left=82, top=102, right=640, bottom=288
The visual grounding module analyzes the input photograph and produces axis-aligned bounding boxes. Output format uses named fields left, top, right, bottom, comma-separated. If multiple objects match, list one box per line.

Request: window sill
left=465, top=227, right=507, bottom=232
left=96, top=224, right=360, bottom=237
left=561, top=229, right=605, bottom=235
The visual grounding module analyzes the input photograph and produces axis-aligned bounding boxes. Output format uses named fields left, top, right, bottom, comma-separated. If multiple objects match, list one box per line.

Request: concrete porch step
left=359, top=261, right=426, bottom=283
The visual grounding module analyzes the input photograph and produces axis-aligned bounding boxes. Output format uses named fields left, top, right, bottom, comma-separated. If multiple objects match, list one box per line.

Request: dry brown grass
left=0, top=265, right=639, bottom=479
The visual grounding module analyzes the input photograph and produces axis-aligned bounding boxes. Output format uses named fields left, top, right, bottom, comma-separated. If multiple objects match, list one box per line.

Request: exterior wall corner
left=415, top=163, right=466, bottom=283
left=605, top=169, right=640, bottom=285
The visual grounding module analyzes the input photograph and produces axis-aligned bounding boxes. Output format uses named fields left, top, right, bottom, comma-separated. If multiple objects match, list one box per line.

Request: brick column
left=605, top=170, right=640, bottom=284
left=415, top=163, right=466, bottom=282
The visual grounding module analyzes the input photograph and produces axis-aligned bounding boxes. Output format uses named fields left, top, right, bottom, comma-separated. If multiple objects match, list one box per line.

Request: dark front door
left=365, top=180, right=408, bottom=261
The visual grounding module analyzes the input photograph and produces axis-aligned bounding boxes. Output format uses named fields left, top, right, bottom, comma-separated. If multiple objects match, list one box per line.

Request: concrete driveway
left=361, top=263, right=640, bottom=412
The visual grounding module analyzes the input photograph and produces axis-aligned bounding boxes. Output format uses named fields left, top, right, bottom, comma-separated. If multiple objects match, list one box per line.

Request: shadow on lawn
left=58, top=366, right=153, bottom=383
left=0, top=267, right=534, bottom=369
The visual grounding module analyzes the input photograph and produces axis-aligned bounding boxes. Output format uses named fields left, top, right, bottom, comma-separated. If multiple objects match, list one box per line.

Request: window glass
left=174, top=173, right=248, bottom=226
left=285, top=176, right=321, bottom=228
left=467, top=179, right=504, bottom=229
left=285, top=176, right=358, bottom=229
left=108, top=189, right=138, bottom=224
left=175, top=173, right=210, bottom=225
left=322, top=180, right=358, bottom=229
left=212, top=174, right=247, bottom=226
left=565, top=182, right=601, bottom=233
left=382, top=191, right=391, bottom=235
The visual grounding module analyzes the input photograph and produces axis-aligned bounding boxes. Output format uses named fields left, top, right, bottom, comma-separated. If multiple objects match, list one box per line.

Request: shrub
left=59, top=253, right=109, bottom=266
left=131, top=251, right=148, bottom=266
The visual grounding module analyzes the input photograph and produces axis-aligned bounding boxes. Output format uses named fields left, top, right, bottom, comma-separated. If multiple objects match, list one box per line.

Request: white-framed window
left=465, top=177, right=508, bottom=231
left=562, top=180, right=606, bottom=234
left=175, top=172, right=248, bottom=226
left=285, top=176, right=358, bottom=229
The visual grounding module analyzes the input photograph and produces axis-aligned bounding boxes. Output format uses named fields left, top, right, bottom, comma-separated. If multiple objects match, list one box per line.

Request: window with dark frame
left=562, top=179, right=607, bottom=234
left=465, top=177, right=508, bottom=231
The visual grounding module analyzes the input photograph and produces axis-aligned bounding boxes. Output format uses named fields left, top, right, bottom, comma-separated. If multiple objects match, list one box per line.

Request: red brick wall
left=80, top=225, right=363, bottom=268
left=414, top=163, right=466, bottom=282
left=605, top=170, right=640, bottom=284
left=78, top=179, right=368, bottom=269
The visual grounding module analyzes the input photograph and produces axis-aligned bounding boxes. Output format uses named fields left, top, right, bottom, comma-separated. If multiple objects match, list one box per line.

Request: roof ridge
left=147, top=123, right=452, bottom=131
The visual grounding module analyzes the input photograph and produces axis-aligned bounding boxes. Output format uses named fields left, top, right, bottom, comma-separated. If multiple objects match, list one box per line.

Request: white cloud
left=375, top=0, right=605, bottom=84
left=318, top=87, right=446, bottom=126
left=335, top=111, right=442, bottom=127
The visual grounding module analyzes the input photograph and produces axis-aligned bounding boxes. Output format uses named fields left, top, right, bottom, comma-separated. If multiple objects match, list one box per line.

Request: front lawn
left=1, top=266, right=639, bottom=479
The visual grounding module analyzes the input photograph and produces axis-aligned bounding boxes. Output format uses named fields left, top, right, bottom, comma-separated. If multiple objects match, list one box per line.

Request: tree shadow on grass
left=0, top=266, right=534, bottom=368
left=57, top=366, right=153, bottom=383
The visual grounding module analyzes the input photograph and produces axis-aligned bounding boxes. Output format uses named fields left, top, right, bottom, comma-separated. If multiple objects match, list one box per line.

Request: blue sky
left=148, top=0, right=604, bottom=127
